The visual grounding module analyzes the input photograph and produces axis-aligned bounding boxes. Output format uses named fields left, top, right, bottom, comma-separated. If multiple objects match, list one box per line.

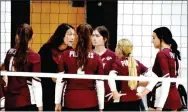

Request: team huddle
left=0, top=23, right=185, bottom=111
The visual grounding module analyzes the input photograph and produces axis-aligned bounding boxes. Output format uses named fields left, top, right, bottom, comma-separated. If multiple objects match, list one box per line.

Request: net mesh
left=0, top=1, right=11, bottom=64
left=117, top=0, right=187, bottom=90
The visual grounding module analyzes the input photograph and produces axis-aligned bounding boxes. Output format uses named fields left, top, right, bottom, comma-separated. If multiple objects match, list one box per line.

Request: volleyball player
left=108, top=38, right=157, bottom=111
left=148, top=27, right=182, bottom=111
left=38, top=23, right=75, bottom=111
left=3, top=23, right=43, bottom=111
left=55, top=24, right=104, bottom=111
left=91, top=26, right=117, bottom=110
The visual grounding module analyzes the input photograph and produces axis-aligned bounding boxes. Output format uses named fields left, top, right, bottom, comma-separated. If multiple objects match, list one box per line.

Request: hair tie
left=128, top=53, right=132, bottom=57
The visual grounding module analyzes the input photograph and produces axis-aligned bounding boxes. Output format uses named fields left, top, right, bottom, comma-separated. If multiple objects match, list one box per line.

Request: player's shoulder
left=28, top=48, right=40, bottom=62
left=106, top=49, right=115, bottom=54
left=63, top=49, right=73, bottom=54
left=62, top=49, right=76, bottom=58
left=91, top=51, right=101, bottom=58
left=6, top=48, right=17, bottom=55
left=106, top=49, right=115, bottom=56
left=157, top=49, right=170, bottom=59
left=113, top=57, right=125, bottom=65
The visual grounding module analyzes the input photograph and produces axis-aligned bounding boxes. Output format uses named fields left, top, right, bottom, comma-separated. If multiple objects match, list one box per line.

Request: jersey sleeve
left=137, top=61, right=148, bottom=76
left=111, top=60, right=121, bottom=74
left=157, top=52, right=170, bottom=77
left=32, top=54, right=41, bottom=73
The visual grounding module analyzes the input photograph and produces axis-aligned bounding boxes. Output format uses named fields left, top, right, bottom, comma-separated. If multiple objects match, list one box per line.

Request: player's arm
left=137, top=69, right=158, bottom=98
left=55, top=54, right=66, bottom=111
left=55, top=73, right=65, bottom=111
left=32, top=57, right=43, bottom=111
left=154, top=53, right=170, bottom=110
left=138, top=61, right=149, bottom=87
left=108, top=61, right=124, bottom=102
left=96, top=57, right=104, bottom=111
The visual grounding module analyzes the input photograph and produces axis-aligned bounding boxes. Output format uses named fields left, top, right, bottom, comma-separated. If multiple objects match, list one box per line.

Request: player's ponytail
left=118, top=39, right=137, bottom=90
left=171, top=39, right=181, bottom=60
left=127, top=53, right=137, bottom=90
left=14, top=23, right=33, bottom=71
left=75, top=24, right=93, bottom=69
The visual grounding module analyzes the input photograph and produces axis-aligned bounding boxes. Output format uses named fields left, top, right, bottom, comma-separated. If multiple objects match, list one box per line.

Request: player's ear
left=104, top=37, right=107, bottom=42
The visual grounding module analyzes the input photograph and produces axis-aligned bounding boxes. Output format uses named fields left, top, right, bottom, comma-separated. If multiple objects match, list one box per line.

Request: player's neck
left=94, top=46, right=106, bottom=55
left=160, top=43, right=171, bottom=50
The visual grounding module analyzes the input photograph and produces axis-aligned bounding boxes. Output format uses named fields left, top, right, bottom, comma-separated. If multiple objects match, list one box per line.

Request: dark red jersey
left=99, top=49, right=116, bottom=102
left=4, top=48, right=41, bottom=109
left=152, top=48, right=182, bottom=110
left=111, top=57, right=148, bottom=102
left=0, top=81, right=4, bottom=101
left=38, top=44, right=72, bottom=111
left=58, top=49, right=104, bottom=109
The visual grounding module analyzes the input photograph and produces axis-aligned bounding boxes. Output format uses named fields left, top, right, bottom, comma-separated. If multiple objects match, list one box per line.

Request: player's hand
left=112, top=91, right=126, bottom=101
left=52, top=77, right=56, bottom=83
left=38, top=106, right=43, bottom=111
left=155, top=107, right=162, bottom=112
left=136, top=92, right=144, bottom=99
left=99, top=109, right=103, bottom=112
left=105, top=93, right=113, bottom=101
left=136, top=86, right=150, bottom=99
left=55, top=104, right=62, bottom=111
left=112, top=91, right=120, bottom=100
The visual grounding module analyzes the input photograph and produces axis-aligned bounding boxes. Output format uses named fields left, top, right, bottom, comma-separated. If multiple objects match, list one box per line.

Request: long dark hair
left=153, top=27, right=181, bottom=60
left=14, top=23, right=33, bottom=70
left=46, top=23, right=74, bottom=48
left=75, top=24, right=93, bottom=69
left=94, top=25, right=109, bottom=48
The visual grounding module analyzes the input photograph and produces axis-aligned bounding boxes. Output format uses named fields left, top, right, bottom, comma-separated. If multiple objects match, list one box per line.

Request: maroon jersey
left=100, top=49, right=116, bottom=75
left=152, top=48, right=182, bottom=109
left=0, top=77, right=5, bottom=108
left=0, top=81, right=4, bottom=100
left=0, top=85, right=4, bottom=109
left=111, top=57, right=148, bottom=102
left=38, top=44, right=72, bottom=111
left=58, top=49, right=104, bottom=109
left=99, top=49, right=116, bottom=102
left=4, top=48, right=41, bottom=109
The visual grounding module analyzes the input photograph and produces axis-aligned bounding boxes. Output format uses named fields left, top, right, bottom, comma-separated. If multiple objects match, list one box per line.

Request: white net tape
left=1, top=71, right=186, bottom=83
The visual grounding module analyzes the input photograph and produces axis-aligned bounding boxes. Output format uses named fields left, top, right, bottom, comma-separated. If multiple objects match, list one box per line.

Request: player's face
left=64, top=28, right=75, bottom=46
left=152, top=32, right=161, bottom=49
left=91, top=30, right=105, bottom=47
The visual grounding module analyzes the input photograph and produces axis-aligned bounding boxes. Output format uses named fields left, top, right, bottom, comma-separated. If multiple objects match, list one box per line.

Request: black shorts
left=5, top=104, right=38, bottom=111
left=62, top=106, right=98, bottom=111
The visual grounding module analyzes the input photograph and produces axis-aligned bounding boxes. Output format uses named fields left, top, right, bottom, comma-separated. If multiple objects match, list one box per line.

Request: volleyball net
left=1, top=71, right=186, bottom=83
left=0, top=0, right=187, bottom=86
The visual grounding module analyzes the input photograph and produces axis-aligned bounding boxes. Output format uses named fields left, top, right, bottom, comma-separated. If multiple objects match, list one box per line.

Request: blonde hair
left=117, top=39, right=137, bottom=90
